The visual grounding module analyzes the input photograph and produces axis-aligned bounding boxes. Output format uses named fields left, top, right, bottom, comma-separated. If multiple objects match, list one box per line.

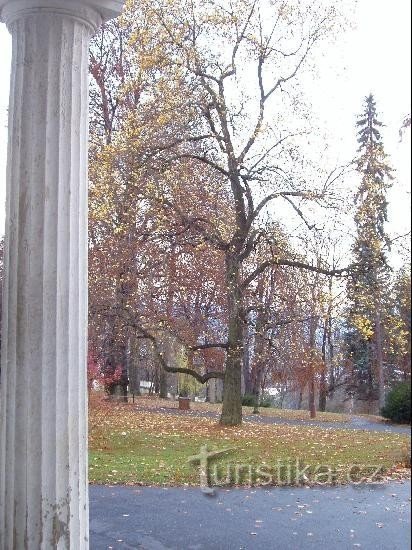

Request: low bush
left=242, top=394, right=272, bottom=408
left=381, top=382, right=411, bottom=423
left=242, top=394, right=257, bottom=407
left=259, top=396, right=273, bottom=408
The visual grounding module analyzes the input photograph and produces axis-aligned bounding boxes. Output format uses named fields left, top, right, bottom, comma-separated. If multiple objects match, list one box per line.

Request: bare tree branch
left=190, top=343, right=229, bottom=351
left=136, top=324, right=225, bottom=383
left=242, top=259, right=352, bottom=289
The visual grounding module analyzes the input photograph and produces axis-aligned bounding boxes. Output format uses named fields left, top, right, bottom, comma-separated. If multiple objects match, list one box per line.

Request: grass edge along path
left=130, top=396, right=352, bottom=423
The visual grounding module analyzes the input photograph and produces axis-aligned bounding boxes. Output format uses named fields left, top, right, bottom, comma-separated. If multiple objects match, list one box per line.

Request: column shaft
left=0, top=12, right=91, bottom=549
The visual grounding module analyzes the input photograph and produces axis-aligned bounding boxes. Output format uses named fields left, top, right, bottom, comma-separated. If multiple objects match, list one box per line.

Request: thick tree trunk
left=220, top=255, right=243, bottom=426
left=221, top=354, right=243, bottom=425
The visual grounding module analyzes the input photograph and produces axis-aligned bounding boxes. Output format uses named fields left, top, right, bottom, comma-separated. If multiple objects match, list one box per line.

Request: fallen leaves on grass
left=130, top=395, right=351, bottom=423
left=88, top=399, right=410, bottom=487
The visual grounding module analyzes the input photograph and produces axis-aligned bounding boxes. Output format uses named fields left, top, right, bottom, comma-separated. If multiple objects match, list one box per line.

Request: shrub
left=242, top=394, right=258, bottom=407
left=381, top=382, right=411, bottom=423
left=259, top=396, right=273, bottom=408
left=242, top=394, right=272, bottom=408
left=179, top=386, right=190, bottom=398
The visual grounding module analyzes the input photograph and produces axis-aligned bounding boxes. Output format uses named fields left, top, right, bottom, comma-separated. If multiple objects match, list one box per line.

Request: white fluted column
left=0, top=1, right=124, bottom=548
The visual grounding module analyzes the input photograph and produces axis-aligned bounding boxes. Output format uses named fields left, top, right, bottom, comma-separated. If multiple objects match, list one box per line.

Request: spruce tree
left=347, top=94, right=393, bottom=409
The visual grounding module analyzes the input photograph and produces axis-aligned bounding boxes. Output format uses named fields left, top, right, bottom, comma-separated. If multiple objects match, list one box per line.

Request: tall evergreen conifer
left=347, top=94, right=393, bottom=408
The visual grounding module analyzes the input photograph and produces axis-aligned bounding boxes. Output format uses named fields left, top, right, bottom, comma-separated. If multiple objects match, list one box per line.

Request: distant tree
left=387, top=265, right=411, bottom=381
left=347, top=94, right=393, bottom=409
left=0, top=237, right=3, bottom=367
left=399, top=114, right=411, bottom=141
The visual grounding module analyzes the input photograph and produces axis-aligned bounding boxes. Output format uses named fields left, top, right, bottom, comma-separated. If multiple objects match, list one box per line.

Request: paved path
left=90, top=481, right=411, bottom=549
left=136, top=406, right=411, bottom=435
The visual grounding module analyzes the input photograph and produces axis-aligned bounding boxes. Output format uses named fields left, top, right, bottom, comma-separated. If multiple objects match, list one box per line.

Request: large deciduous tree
left=118, top=0, right=348, bottom=425
left=88, top=0, right=350, bottom=425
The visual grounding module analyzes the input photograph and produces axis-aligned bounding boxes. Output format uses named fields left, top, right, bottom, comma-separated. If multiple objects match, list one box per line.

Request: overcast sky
left=0, top=0, right=410, bottom=258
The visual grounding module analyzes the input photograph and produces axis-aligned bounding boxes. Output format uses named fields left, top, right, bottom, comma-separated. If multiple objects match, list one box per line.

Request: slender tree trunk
left=328, top=317, right=335, bottom=398
left=297, top=388, right=303, bottom=410
left=251, top=278, right=266, bottom=412
left=154, top=366, right=160, bottom=394
left=319, top=372, right=327, bottom=412
left=309, top=375, right=316, bottom=419
left=159, top=335, right=173, bottom=399
left=242, top=323, right=252, bottom=395
left=366, top=341, right=373, bottom=399
left=130, top=336, right=141, bottom=396
left=319, top=320, right=328, bottom=412
left=120, top=343, right=129, bottom=403
left=308, top=317, right=318, bottom=419
left=375, top=310, right=385, bottom=410
left=220, top=255, right=243, bottom=426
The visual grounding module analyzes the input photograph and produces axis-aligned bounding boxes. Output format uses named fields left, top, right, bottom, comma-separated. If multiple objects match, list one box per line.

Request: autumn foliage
left=86, top=1, right=411, bottom=425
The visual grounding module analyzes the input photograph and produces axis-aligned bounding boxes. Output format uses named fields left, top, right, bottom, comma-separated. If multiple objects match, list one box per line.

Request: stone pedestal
left=0, top=1, right=124, bottom=548
left=178, top=397, right=191, bottom=411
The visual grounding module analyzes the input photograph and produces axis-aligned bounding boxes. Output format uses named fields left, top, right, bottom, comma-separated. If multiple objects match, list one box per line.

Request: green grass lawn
left=89, top=400, right=410, bottom=487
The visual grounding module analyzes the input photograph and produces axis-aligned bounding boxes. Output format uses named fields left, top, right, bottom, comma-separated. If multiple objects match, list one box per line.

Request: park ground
left=89, top=481, right=411, bottom=550
left=89, top=396, right=410, bottom=487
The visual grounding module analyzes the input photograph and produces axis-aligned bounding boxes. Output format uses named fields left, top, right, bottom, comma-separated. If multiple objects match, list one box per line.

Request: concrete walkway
left=90, top=481, right=411, bottom=549
left=136, top=406, right=411, bottom=435
left=243, top=413, right=411, bottom=435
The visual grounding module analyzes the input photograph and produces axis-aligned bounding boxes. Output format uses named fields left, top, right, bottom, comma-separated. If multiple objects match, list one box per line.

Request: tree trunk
left=319, top=371, right=327, bottom=412
left=375, top=310, right=385, bottom=410
left=308, top=317, right=318, bottom=419
left=328, top=317, right=335, bottom=398
left=319, top=319, right=328, bottom=412
left=309, top=374, right=316, bottom=419
left=121, top=379, right=128, bottom=403
left=154, top=366, right=160, bottom=394
left=242, top=323, right=252, bottom=395
left=120, top=343, right=129, bottom=403
left=159, top=368, right=168, bottom=399
left=221, top=353, right=243, bottom=425
left=129, top=336, right=141, bottom=396
left=366, top=341, right=374, bottom=399
left=220, top=255, right=243, bottom=426
left=297, top=388, right=303, bottom=410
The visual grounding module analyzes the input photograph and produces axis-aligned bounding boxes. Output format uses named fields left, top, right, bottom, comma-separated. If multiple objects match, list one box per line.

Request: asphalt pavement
left=90, top=481, right=411, bottom=550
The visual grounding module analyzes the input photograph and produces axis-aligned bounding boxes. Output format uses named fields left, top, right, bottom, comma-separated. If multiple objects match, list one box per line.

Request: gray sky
left=0, top=0, right=410, bottom=257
